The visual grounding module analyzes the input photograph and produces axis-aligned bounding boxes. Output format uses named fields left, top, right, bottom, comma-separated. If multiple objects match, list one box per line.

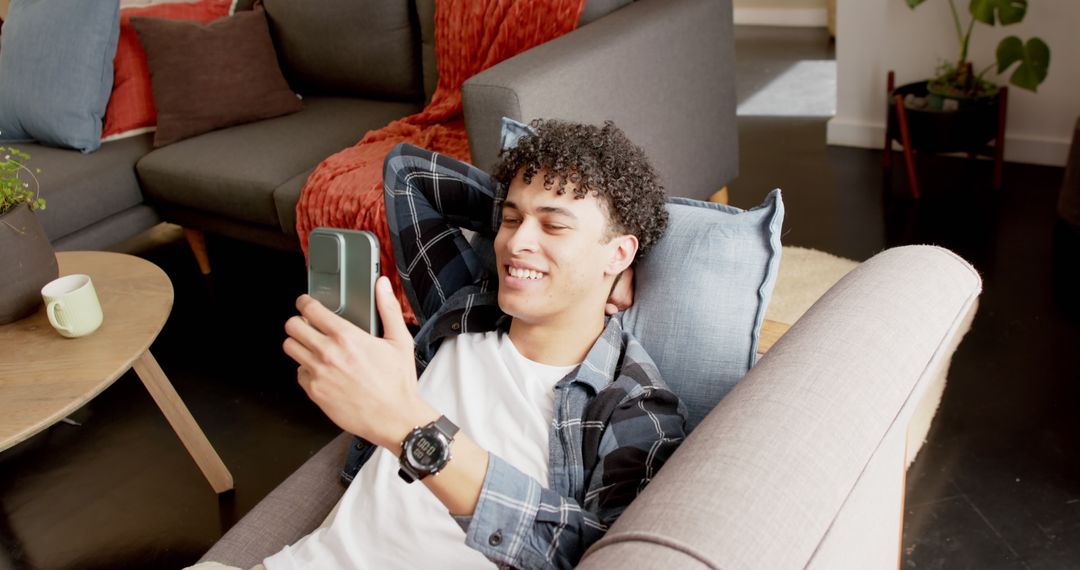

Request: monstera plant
left=907, top=0, right=1051, bottom=98
left=884, top=0, right=1051, bottom=197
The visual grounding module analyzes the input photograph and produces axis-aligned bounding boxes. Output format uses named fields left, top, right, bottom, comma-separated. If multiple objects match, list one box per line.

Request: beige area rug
left=765, top=246, right=946, bottom=468
left=765, top=246, right=859, bottom=325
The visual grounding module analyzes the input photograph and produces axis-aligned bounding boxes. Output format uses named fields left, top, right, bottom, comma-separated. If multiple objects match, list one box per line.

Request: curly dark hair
left=491, top=119, right=668, bottom=260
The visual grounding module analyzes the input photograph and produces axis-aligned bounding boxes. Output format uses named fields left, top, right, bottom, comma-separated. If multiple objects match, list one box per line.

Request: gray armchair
left=199, top=0, right=802, bottom=566
left=201, top=246, right=981, bottom=568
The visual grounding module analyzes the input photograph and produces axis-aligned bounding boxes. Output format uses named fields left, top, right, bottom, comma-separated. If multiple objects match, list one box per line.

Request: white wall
left=734, top=0, right=829, bottom=27
left=827, top=0, right=1080, bottom=166
left=735, top=0, right=825, bottom=6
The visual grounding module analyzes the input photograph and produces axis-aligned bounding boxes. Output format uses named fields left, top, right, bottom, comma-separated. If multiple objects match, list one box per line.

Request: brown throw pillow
left=132, top=8, right=302, bottom=147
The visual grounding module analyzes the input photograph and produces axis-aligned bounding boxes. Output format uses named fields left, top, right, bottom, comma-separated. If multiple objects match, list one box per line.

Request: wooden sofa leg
left=183, top=229, right=212, bottom=275
left=709, top=186, right=730, bottom=205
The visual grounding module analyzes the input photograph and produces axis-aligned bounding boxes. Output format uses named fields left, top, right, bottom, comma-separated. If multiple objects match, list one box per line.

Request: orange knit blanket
left=295, top=0, right=587, bottom=325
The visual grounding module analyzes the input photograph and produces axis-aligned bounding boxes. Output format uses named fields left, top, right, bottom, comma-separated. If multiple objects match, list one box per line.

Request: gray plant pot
left=0, top=204, right=58, bottom=324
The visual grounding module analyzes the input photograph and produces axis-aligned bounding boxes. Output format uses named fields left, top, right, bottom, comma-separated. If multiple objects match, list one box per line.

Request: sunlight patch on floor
left=737, top=60, right=836, bottom=117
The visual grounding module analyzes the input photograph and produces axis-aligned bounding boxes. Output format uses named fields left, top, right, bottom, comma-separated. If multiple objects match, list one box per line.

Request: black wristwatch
left=398, top=415, right=459, bottom=483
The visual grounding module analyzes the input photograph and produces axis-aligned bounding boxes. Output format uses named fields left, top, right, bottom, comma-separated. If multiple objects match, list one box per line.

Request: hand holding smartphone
left=307, top=227, right=381, bottom=337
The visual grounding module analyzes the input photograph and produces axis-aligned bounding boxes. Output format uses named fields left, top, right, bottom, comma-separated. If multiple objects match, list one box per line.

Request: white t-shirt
left=264, top=330, right=578, bottom=569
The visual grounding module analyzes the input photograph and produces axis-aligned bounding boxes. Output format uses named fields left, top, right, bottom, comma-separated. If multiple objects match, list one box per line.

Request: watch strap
left=398, top=461, right=420, bottom=483
left=434, top=415, right=459, bottom=439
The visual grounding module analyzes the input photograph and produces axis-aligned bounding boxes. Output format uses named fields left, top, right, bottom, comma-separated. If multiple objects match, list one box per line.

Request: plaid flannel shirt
left=341, top=143, right=688, bottom=569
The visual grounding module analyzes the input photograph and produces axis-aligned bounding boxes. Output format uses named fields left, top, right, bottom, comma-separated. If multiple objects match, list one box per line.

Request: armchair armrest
left=199, top=432, right=351, bottom=568
left=580, top=246, right=982, bottom=569
left=462, top=0, right=737, bottom=201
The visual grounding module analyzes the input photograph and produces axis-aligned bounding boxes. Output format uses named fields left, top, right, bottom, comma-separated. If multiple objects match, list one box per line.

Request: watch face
left=404, top=427, right=450, bottom=472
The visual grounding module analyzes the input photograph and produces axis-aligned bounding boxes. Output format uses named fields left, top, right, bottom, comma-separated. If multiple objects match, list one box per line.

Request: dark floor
left=2, top=25, right=1079, bottom=570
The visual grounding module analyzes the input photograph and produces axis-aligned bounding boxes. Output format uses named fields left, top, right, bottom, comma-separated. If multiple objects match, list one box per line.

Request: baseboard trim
left=825, top=117, right=886, bottom=150
left=733, top=7, right=828, bottom=27
left=826, top=116, right=1070, bottom=167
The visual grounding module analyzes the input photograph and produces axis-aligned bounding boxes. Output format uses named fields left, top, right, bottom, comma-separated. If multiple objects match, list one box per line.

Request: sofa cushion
left=7, top=134, right=154, bottom=242
left=133, top=7, right=303, bottom=147
left=261, top=0, right=422, bottom=101
left=273, top=169, right=313, bottom=237
left=103, top=0, right=235, bottom=141
left=622, top=193, right=785, bottom=431
left=137, top=96, right=421, bottom=229
left=498, top=116, right=535, bottom=154
left=121, top=0, right=204, bottom=5
left=0, top=0, right=119, bottom=153
left=416, top=0, right=438, bottom=103
left=53, top=204, right=161, bottom=252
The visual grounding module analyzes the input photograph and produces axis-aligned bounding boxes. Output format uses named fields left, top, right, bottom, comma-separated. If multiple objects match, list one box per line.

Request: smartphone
left=307, top=227, right=381, bottom=337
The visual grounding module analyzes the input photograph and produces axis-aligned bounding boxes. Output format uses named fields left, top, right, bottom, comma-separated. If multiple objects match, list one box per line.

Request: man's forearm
left=383, top=143, right=501, bottom=320
left=384, top=143, right=500, bottom=238
left=422, top=432, right=489, bottom=516
left=379, top=399, right=488, bottom=517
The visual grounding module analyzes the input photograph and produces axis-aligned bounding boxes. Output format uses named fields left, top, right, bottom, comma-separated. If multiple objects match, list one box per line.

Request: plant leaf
left=996, top=36, right=1024, bottom=72
left=907, top=0, right=926, bottom=8
left=997, top=36, right=1050, bottom=91
left=970, top=0, right=1027, bottom=25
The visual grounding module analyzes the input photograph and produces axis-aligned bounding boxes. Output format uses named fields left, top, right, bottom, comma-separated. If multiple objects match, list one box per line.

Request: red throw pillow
left=101, top=0, right=233, bottom=141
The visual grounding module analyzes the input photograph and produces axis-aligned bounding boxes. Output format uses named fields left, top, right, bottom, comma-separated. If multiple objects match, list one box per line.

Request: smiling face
left=494, top=169, right=637, bottom=327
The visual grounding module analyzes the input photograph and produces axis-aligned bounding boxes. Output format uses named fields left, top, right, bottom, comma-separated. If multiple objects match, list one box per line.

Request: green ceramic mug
left=40, top=274, right=103, bottom=338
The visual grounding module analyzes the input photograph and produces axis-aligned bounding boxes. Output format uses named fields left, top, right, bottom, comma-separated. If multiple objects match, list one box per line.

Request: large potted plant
left=0, top=147, right=57, bottom=325
left=886, top=0, right=1051, bottom=195
left=909, top=0, right=1050, bottom=100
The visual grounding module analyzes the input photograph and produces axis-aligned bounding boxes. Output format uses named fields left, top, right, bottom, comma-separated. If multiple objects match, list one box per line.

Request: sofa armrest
left=579, top=246, right=982, bottom=569
left=462, top=0, right=737, bottom=201
left=199, top=432, right=351, bottom=568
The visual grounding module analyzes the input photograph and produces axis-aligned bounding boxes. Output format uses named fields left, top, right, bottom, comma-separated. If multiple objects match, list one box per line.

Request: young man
left=268, top=119, right=687, bottom=569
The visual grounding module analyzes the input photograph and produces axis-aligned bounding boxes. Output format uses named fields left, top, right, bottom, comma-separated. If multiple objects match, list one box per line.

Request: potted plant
left=885, top=0, right=1051, bottom=195
left=0, top=147, right=58, bottom=325
left=908, top=0, right=1050, bottom=102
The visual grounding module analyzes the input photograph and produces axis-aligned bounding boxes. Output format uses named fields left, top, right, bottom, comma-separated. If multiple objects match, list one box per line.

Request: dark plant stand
left=884, top=71, right=1008, bottom=199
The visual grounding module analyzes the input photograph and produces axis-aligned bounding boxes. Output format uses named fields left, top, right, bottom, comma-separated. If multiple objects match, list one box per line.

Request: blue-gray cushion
left=498, top=116, right=534, bottom=155
left=621, top=192, right=784, bottom=431
left=0, top=0, right=120, bottom=153
left=496, top=117, right=784, bottom=431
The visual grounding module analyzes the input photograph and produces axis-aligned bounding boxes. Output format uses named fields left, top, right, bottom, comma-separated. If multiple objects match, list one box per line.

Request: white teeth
left=509, top=266, right=544, bottom=280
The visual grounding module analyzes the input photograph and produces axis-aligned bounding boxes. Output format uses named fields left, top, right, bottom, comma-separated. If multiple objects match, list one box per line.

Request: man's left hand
left=283, top=276, right=436, bottom=449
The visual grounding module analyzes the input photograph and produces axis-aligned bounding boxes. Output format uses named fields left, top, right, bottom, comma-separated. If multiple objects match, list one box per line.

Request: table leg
left=132, top=350, right=234, bottom=493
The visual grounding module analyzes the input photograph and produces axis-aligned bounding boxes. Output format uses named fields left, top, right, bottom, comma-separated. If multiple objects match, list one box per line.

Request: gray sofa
left=19, top=0, right=738, bottom=258
left=199, top=245, right=982, bottom=568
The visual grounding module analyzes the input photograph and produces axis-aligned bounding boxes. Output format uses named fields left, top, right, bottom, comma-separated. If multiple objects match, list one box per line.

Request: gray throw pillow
left=0, top=0, right=120, bottom=153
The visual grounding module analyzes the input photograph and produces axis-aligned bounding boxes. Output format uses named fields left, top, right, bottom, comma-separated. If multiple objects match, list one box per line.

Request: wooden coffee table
left=0, top=251, right=233, bottom=493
